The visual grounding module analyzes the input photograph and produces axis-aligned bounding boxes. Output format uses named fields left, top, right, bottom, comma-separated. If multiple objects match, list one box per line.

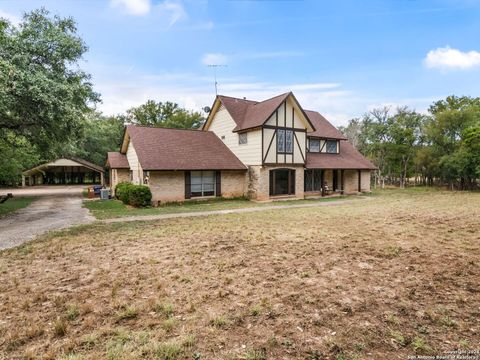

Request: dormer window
left=309, top=138, right=320, bottom=152
left=325, top=140, right=338, bottom=153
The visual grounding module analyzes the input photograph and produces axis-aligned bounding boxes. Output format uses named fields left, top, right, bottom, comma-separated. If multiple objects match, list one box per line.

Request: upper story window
left=325, top=140, right=338, bottom=153
left=309, top=138, right=320, bottom=152
left=277, top=129, right=293, bottom=153
left=238, top=132, right=247, bottom=145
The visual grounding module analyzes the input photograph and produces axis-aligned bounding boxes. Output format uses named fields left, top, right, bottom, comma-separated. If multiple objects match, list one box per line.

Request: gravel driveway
left=0, top=193, right=94, bottom=250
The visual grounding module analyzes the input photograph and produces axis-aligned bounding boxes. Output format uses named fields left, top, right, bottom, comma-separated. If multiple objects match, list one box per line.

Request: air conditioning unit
left=100, top=188, right=110, bottom=200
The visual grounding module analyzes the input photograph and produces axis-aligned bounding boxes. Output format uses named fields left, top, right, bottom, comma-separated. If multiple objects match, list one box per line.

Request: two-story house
left=107, top=92, right=376, bottom=204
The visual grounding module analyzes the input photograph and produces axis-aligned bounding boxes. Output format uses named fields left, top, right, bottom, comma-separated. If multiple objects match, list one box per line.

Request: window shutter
left=185, top=171, right=191, bottom=199
left=215, top=171, right=221, bottom=197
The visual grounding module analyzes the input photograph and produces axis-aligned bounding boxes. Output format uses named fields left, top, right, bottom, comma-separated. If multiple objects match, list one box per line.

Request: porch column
left=22, top=175, right=26, bottom=187
left=358, top=170, right=361, bottom=192
left=341, top=169, right=345, bottom=193
left=100, top=172, right=105, bottom=186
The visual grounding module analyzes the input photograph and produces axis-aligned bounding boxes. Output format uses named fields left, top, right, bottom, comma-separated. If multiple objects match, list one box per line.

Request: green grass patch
left=0, top=197, right=35, bottom=217
left=83, top=196, right=349, bottom=220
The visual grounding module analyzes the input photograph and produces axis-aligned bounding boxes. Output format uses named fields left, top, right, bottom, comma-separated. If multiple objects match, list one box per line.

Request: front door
left=269, top=169, right=295, bottom=196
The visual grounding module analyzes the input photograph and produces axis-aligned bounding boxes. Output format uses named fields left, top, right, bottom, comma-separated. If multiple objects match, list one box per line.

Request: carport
left=22, top=158, right=104, bottom=186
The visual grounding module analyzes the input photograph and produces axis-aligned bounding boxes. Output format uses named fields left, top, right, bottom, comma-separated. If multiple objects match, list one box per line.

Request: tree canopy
left=0, top=8, right=99, bottom=154
left=340, top=96, right=480, bottom=190
left=125, top=100, right=204, bottom=129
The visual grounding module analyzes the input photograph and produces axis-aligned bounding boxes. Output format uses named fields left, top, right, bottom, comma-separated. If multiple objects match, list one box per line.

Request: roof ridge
left=127, top=124, right=205, bottom=133
left=253, top=91, right=291, bottom=105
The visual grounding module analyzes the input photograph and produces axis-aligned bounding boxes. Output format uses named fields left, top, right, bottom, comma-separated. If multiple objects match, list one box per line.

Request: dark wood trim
left=263, top=128, right=277, bottom=164
left=263, top=124, right=307, bottom=132
left=275, top=110, right=278, bottom=164
left=333, top=169, right=338, bottom=190
left=293, top=132, right=305, bottom=163
left=321, top=169, right=325, bottom=197
left=320, top=140, right=326, bottom=153
left=215, top=170, right=221, bottom=197
left=184, top=171, right=191, bottom=199
left=358, top=170, right=361, bottom=192
left=291, top=106, right=294, bottom=164
left=341, top=169, right=345, bottom=192
left=263, top=162, right=304, bottom=166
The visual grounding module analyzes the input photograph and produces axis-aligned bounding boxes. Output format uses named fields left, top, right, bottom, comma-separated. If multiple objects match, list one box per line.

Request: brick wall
left=221, top=171, right=246, bottom=198
left=149, top=171, right=185, bottom=203
left=343, top=170, right=371, bottom=193
left=110, top=169, right=130, bottom=196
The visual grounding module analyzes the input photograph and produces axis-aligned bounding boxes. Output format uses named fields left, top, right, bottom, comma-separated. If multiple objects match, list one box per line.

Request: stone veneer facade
left=246, top=165, right=305, bottom=201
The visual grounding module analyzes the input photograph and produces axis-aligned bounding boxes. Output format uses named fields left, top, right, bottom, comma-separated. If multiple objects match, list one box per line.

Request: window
left=277, top=129, right=293, bottom=153
left=191, top=171, right=215, bottom=197
left=277, top=129, right=285, bottom=152
left=269, top=169, right=295, bottom=196
left=326, top=140, right=338, bottom=153
left=309, top=138, right=320, bottom=152
left=238, top=132, right=247, bottom=145
left=285, top=130, right=293, bottom=153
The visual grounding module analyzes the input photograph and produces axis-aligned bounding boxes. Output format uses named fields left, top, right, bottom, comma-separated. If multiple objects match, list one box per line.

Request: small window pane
left=285, top=130, right=293, bottom=153
left=309, top=139, right=320, bottom=152
left=191, top=184, right=202, bottom=192
left=191, top=171, right=202, bottom=184
left=239, top=133, right=248, bottom=145
left=277, top=129, right=285, bottom=152
left=326, top=140, right=338, bottom=153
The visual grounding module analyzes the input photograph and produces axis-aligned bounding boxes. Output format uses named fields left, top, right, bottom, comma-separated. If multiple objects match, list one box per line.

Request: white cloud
left=424, top=46, right=480, bottom=70
left=110, top=0, right=151, bottom=15
left=157, top=1, right=187, bottom=26
left=0, top=9, right=21, bottom=26
left=201, top=53, right=228, bottom=66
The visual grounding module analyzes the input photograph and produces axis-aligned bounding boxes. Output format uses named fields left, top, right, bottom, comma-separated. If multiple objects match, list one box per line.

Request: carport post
left=100, top=172, right=105, bottom=186
left=22, top=175, right=26, bottom=187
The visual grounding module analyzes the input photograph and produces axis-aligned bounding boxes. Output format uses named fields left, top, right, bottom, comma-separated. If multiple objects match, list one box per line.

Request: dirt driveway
left=0, top=187, right=94, bottom=250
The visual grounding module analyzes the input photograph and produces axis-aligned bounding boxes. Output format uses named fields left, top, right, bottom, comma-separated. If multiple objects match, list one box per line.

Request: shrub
left=115, top=182, right=133, bottom=203
left=115, top=183, right=151, bottom=207
left=128, top=185, right=152, bottom=207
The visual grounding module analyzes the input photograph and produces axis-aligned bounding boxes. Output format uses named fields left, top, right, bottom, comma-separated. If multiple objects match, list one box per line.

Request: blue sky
left=1, top=0, right=479, bottom=125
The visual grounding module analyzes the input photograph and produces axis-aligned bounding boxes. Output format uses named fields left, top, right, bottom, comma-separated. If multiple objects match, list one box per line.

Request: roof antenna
left=207, top=64, right=227, bottom=95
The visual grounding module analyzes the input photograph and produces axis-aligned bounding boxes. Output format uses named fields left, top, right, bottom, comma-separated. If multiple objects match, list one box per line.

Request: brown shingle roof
left=107, top=152, right=129, bottom=169
left=217, top=92, right=291, bottom=132
left=126, top=125, right=247, bottom=171
left=304, top=110, right=347, bottom=140
left=306, top=141, right=377, bottom=170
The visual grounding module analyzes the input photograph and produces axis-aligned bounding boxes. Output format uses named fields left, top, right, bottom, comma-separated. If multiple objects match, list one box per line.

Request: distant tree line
left=0, top=9, right=204, bottom=186
left=339, top=96, right=480, bottom=190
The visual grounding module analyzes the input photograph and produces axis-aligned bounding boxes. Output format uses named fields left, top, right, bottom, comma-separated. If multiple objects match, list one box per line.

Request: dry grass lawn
left=0, top=188, right=479, bottom=359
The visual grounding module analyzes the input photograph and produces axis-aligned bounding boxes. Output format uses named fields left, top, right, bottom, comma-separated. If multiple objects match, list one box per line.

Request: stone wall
left=247, top=165, right=304, bottom=201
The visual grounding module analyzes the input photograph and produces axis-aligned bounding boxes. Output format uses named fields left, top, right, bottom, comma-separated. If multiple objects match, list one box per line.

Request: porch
left=304, top=168, right=367, bottom=196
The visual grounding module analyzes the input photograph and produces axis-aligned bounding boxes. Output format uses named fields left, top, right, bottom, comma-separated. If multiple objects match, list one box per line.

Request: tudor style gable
left=262, top=94, right=314, bottom=165
left=204, top=92, right=314, bottom=166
